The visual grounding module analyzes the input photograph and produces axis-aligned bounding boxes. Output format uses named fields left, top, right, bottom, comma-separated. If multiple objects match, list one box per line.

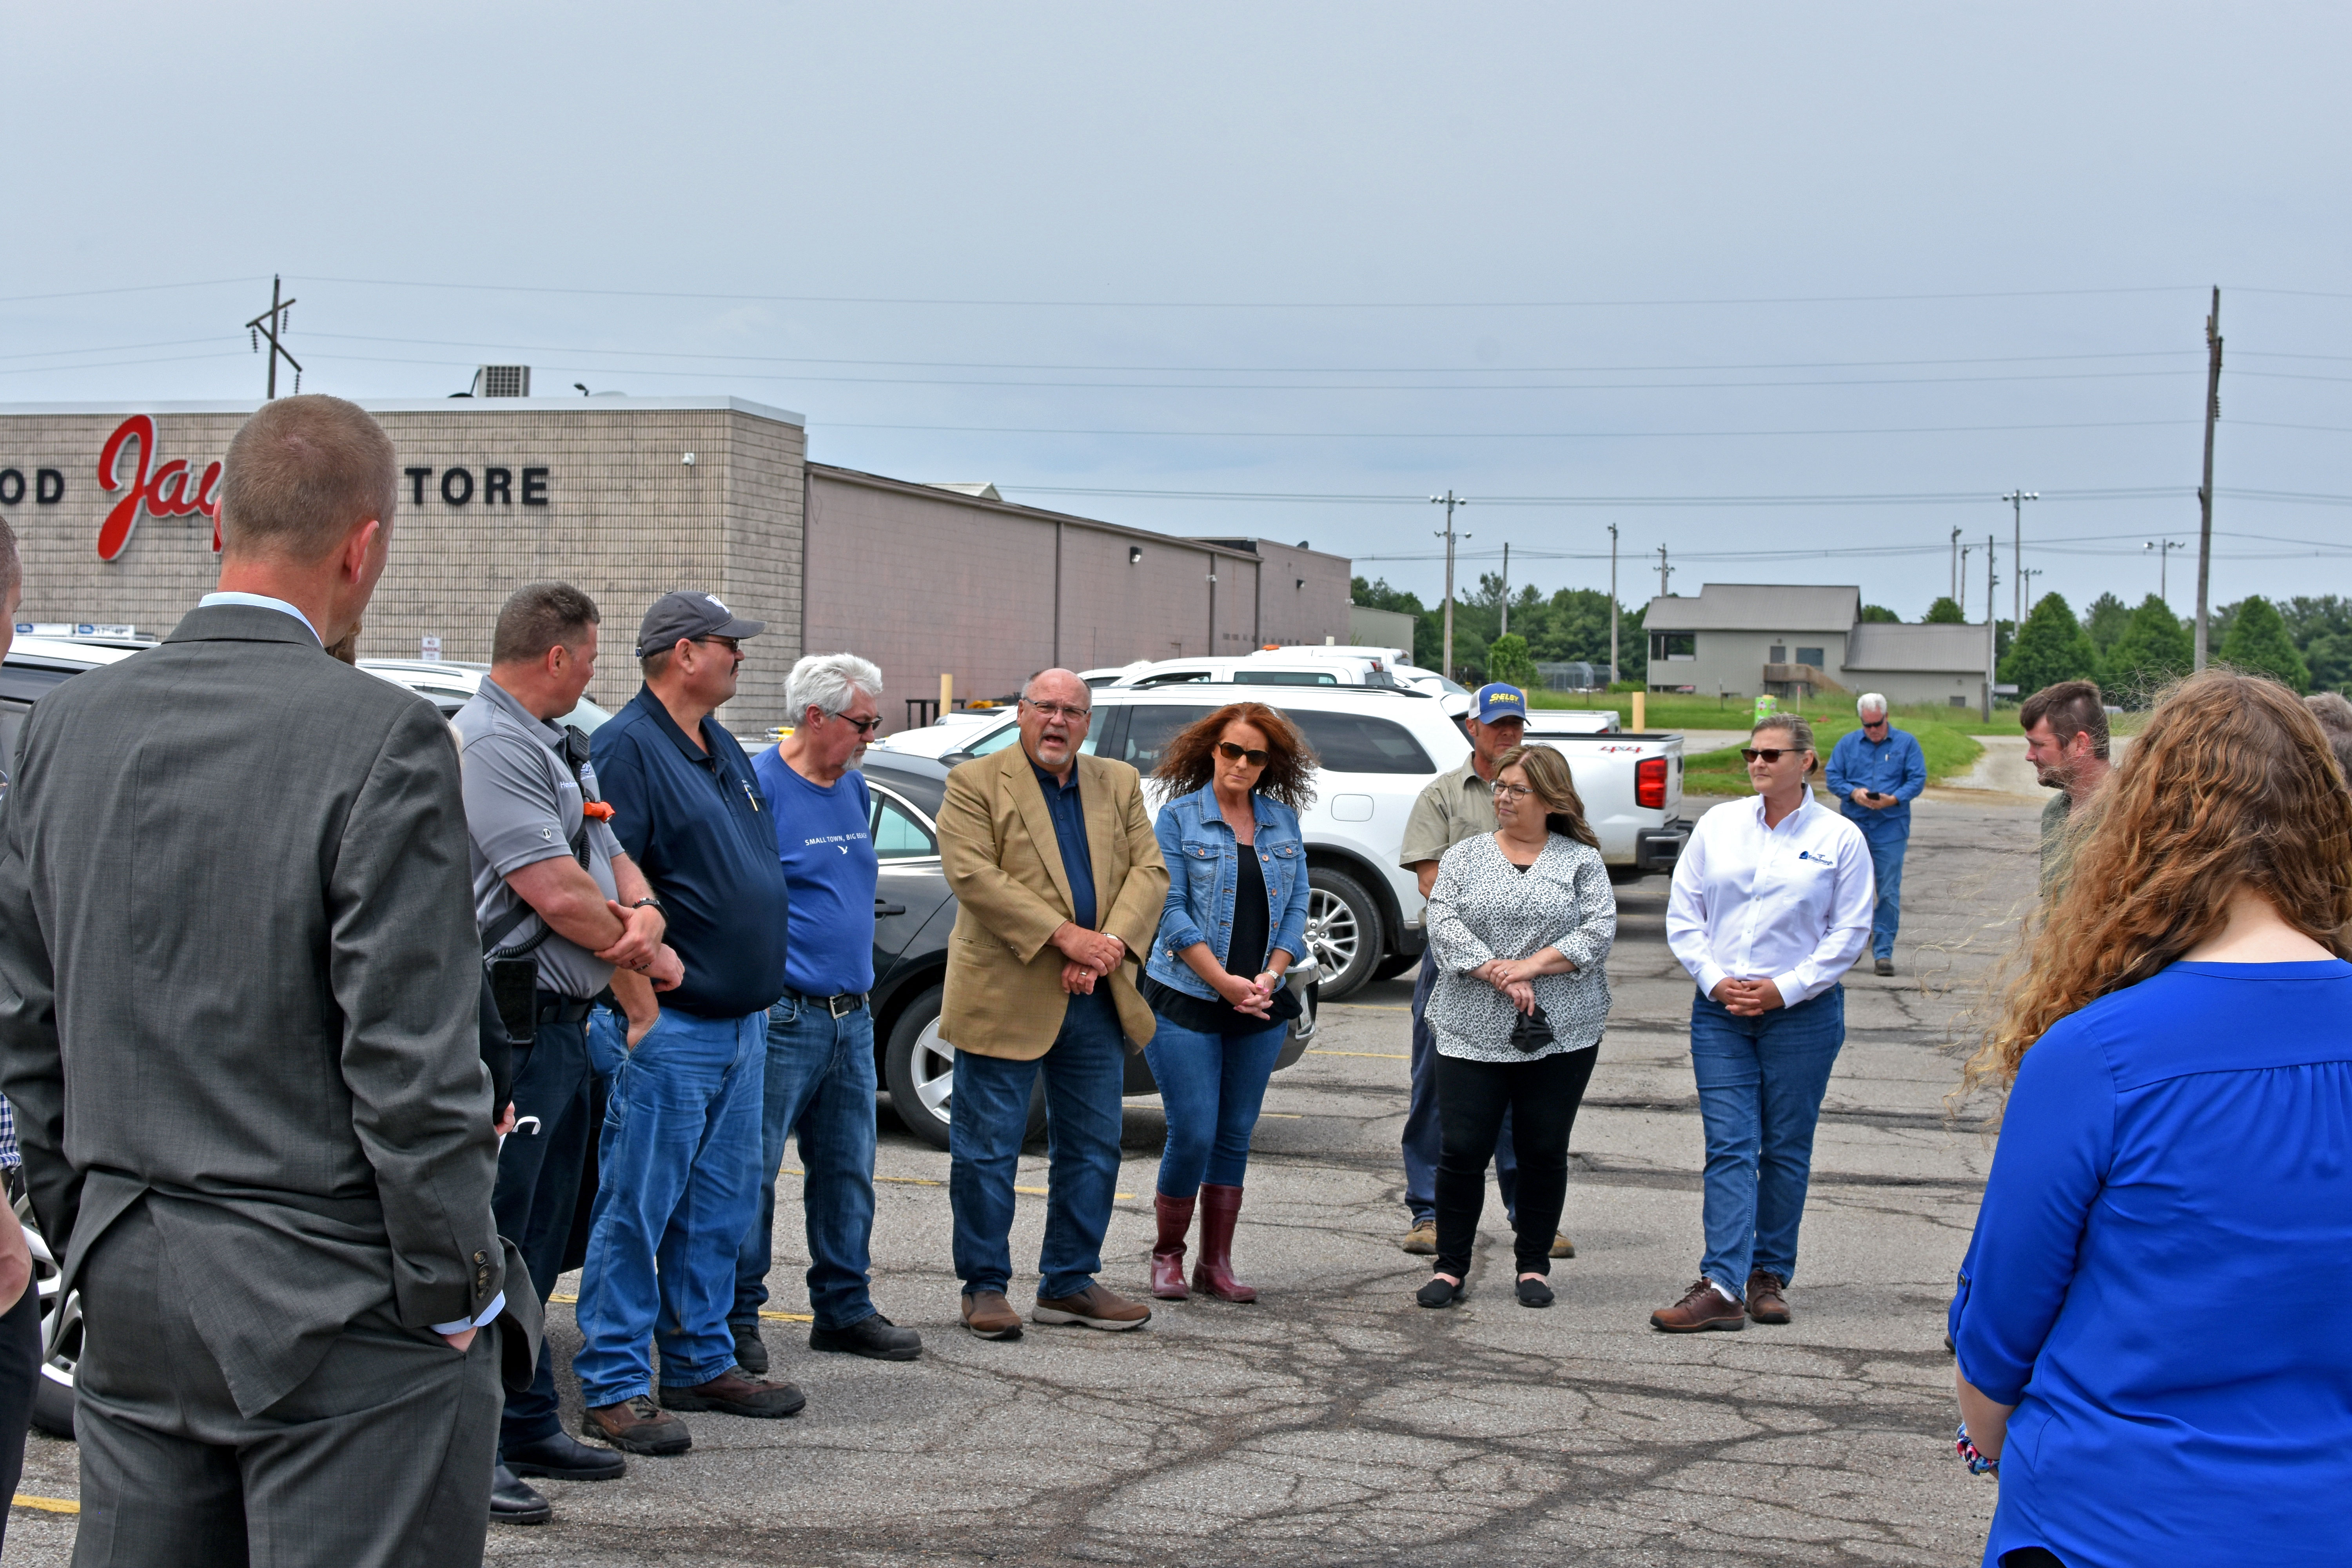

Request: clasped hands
left=1051, top=922, right=1127, bottom=995
left=1472, top=957, right=1539, bottom=1016
left=1711, top=975, right=1787, bottom=1016
left=595, top=901, right=682, bottom=990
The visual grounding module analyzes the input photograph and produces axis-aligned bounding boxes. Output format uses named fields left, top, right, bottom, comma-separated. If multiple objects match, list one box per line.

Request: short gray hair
left=787, top=652, right=883, bottom=720
left=1753, top=711, right=1821, bottom=776
left=1857, top=692, right=1888, bottom=717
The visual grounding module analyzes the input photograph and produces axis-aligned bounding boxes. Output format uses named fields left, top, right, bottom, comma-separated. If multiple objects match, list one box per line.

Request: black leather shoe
left=733, top=1325, right=769, bottom=1375
left=809, top=1312, right=923, bottom=1361
left=490, top=1463, right=552, bottom=1526
left=505, top=1430, right=627, bottom=1482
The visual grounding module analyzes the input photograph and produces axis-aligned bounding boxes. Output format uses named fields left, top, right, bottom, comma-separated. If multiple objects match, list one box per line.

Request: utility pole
left=2002, top=489, right=2038, bottom=626
left=245, top=275, right=302, bottom=399
left=1949, top=526, right=1964, bottom=604
left=2020, top=566, right=2043, bottom=609
left=2194, top=286, right=2223, bottom=670
left=2145, top=538, right=2183, bottom=603
left=1607, top=523, right=1620, bottom=686
left=1983, top=533, right=1999, bottom=721
left=1499, top=541, right=1511, bottom=639
left=1429, top=491, right=1469, bottom=680
left=1655, top=545, right=1674, bottom=600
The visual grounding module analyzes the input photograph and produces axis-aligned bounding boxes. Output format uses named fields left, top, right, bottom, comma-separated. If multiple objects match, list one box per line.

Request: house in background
left=1644, top=583, right=1993, bottom=707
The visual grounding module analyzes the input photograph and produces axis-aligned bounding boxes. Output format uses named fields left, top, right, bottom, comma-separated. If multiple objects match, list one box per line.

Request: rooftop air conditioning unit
left=471, top=365, right=531, bottom=398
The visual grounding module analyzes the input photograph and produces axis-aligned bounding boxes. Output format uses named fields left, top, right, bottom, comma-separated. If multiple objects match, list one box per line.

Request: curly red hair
left=1152, top=702, right=1318, bottom=809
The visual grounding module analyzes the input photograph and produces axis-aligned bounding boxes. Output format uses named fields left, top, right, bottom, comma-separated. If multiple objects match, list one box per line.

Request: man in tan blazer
left=937, top=668, right=1169, bottom=1338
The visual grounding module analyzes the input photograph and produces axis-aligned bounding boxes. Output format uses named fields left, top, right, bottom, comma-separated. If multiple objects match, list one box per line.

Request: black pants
left=1434, top=1048, right=1596, bottom=1279
left=491, top=1013, right=592, bottom=1451
left=0, top=1270, right=41, bottom=1557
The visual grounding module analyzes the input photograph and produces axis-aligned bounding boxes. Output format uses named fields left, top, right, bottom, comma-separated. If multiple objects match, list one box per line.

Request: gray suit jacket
left=0, top=604, right=539, bottom=1416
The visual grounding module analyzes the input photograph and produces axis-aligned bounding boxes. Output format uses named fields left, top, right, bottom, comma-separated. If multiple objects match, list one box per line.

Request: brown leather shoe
left=582, top=1395, right=692, bottom=1455
left=1550, top=1231, right=1576, bottom=1259
left=1031, top=1284, right=1151, bottom=1331
left=1746, top=1270, right=1791, bottom=1324
left=657, top=1368, right=806, bottom=1418
left=1649, top=1278, right=1747, bottom=1333
left=961, top=1290, right=1024, bottom=1340
left=1400, top=1219, right=1437, bottom=1255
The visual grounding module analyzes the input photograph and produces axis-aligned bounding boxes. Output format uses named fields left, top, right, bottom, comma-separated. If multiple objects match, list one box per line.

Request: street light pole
left=1950, top=526, right=1962, bottom=604
left=1983, top=533, right=1999, bottom=721
left=2002, top=489, right=2038, bottom=625
left=2145, top=538, right=2182, bottom=603
left=2194, top=287, right=2223, bottom=670
left=1429, top=491, right=1469, bottom=681
left=1608, top=523, right=1620, bottom=686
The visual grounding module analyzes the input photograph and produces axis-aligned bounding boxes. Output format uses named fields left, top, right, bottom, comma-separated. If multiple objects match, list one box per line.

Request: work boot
left=1746, top=1269, right=1792, bottom=1325
left=960, top=1290, right=1024, bottom=1340
left=809, top=1312, right=923, bottom=1360
left=1550, top=1231, right=1576, bottom=1259
left=658, top=1368, right=806, bottom=1419
left=1032, top=1283, right=1152, bottom=1331
left=489, top=1462, right=551, bottom=1526
left=1399, top=1218, right=1437, bottom=1255
left=1191, top=1183, right=1257, bottom=1303
left=582, top=1395, right=692, bottom=1455
left=732, top=1323, right=769, bottom=1375
left=1874, top=957, right=1895, bottom=977
left=1151, top=1192, right=1195, bottom=1300
left=1648, top=1278, right=1747, bottom=1334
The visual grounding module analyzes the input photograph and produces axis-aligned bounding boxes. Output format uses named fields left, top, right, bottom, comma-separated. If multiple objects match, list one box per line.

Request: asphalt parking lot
left=7, top=790, right=2035, bottom=1567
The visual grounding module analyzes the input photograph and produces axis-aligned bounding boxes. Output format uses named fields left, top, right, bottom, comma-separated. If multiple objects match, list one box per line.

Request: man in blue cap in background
left=1394, top=682, right=1573, bottom=1259
left=1823, top=691, right=1925, bottom=977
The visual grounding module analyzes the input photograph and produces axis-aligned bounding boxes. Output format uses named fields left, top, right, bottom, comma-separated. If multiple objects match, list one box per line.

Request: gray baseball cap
left=634, top=590, right=766, bottom=657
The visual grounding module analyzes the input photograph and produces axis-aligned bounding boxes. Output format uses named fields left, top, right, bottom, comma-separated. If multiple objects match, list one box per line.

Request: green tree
left=1859, top=604, right=1900, bottom=623
left=2082, top=592, right=2132, bottom=654
left=1485, top=633, right=1539, bottom=691
left=1352, top=575, right=1441, bottom=670
left=2218, top=595, right=2311, bottom=692
left=2000, top=592, right=2099, bottom=697
left=1924, top=596, right=1967, bottom=624
left=2101, top=594, right=2194, bottom=705
left=2281, top=595, right=2352, bottom=692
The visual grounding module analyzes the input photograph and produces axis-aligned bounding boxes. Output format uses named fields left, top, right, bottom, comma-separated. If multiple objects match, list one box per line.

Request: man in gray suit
left=0, top=395, right=537, bottom=1567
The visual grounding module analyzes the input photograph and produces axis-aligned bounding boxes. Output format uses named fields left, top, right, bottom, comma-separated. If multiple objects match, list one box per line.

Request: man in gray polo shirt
left=455, top=583, right=681, bottom=1526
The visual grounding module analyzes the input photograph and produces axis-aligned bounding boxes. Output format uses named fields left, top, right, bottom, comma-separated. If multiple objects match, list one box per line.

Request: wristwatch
left=627, top=896, right=663, bottom=912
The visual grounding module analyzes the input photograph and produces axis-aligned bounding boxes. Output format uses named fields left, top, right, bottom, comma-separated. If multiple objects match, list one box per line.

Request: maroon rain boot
left=1151, top=1193, right=1196, bottom=1300
left=1192, top=1184, right=1257, bottom=1303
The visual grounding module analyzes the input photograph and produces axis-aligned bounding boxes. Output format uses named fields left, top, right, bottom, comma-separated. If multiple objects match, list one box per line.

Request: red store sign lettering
left=97, top=415, right=221, bottom=561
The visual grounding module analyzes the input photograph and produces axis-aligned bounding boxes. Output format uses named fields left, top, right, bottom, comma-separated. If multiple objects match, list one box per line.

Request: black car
left=856, top=751, right=1318, bottom=1151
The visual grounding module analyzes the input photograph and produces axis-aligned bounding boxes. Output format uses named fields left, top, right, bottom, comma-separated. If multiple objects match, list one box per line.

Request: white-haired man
left=1822, top=693, right=1924, bottom=977
left=731, top=653, right=922, bottom=1372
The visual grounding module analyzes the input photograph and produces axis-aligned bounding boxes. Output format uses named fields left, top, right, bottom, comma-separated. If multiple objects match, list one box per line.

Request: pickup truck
left=874, top=683, right=1689, bottom=999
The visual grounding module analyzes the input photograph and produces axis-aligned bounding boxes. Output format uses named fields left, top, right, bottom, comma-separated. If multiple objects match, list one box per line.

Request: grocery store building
left=0, top=394, right=1352, bottom=734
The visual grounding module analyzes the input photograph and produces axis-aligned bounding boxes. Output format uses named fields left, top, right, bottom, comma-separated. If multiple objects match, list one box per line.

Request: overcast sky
left=6, top=2, right=2348, bottom=620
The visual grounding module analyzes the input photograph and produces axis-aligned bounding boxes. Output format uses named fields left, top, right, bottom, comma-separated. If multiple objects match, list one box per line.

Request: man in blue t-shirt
left=1822, top=691, right=1927, bottom=977
left=731, top=653, right=924, bottom=1372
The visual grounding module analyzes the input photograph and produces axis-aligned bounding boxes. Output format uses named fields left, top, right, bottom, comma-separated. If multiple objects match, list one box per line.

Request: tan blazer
left=936, top=744, right=1170, bottom=1060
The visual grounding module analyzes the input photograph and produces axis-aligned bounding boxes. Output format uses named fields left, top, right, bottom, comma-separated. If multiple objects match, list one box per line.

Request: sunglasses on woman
left=1740, top=748, right=1798, bottom=764
left=1216, top=741, right=1271, bottom=766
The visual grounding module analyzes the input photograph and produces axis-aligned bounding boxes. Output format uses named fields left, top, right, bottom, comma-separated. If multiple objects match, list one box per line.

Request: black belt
left=788, top=987, right=868, bottom=1019
left=533, top=990, right=599, bottom=1025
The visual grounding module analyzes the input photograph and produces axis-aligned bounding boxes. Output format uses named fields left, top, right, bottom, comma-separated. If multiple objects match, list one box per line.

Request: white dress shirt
left=1666, top=791, right=1873, bottom=1008
left=196, top=590, right=321, bottom=644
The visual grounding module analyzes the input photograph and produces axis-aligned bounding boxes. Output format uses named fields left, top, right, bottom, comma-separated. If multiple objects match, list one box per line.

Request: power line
left=819, top=417, right=2197, bottom=439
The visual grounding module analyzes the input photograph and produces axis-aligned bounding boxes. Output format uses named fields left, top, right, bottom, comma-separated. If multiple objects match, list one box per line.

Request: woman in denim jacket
left=1142, top=702, right=1316, bottom=1303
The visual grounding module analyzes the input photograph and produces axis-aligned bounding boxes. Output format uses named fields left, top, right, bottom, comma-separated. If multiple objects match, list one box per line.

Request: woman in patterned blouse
left=1417, top=744, right=1615, bottom=1308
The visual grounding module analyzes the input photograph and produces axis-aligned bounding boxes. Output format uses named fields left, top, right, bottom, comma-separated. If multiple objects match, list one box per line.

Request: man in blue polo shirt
left=731, top=652, right=924, bottom=1375
left=573, top=591, right=798, bottom=1457
left=1823, top=691, right=1926, bottom=978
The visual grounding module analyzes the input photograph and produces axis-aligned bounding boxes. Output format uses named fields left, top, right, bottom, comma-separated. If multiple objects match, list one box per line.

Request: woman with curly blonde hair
left=1140, top=702, right=1316, bottom=1302
left=1948, top=670, right=2352, bottom=1566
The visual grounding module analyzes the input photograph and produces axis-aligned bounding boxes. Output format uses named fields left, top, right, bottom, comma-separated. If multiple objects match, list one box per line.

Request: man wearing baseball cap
left=572, top=591, right=800, bottom=1455
left=1395, top=681, right=1573, bottom=1260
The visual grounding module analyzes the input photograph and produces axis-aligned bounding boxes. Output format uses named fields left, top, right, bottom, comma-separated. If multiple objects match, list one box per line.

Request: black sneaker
left=809, top=1312, right=923, bottom=1361
left=733, top=1325, right=769, bottom=1375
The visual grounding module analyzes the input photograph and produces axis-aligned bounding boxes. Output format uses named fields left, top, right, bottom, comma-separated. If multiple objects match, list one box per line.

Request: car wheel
left=882, top=985, right=1046, bottom=1151
left=1371, top=952, right=1419, bottom=983
left=1303, top=867, right=1384, bottom=1001
left=16, top=1189, right=76, bottom=1439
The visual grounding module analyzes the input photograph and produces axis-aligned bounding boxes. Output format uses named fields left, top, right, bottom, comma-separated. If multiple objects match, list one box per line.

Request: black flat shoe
left=505, top=1430, right=627, bottom=1482
left=490, top=1463, right=552, bottom=1526
left=1416, top=1276, right=1466, bottom=1308
left=1515, top=1276, right=1555, bottom=1308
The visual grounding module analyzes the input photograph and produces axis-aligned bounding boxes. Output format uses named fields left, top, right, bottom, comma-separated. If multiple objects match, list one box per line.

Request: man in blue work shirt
left=1823, top=691, right=1926, bottom=977
left=731, top=652, right=924, bottom=1376
left=573, top=591, right=799, bottom=1457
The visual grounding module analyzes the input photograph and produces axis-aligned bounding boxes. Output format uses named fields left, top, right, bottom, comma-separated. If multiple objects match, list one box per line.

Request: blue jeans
left=573, top=1007, right=766, bottom=1407
left=1143, top=1014, right=1286, bottom=1196
left=1689, top=985, right=1845, bottom=1296
left=1854, top=817, right=1907, bottom=961
left=1403, top=951, right=1517, bottom=1225
left=732, top=994, right=879, bottom=1335
left=490, top=1015, right=592, bottom=1450
left=949, top=988, right=1126, bottom=1301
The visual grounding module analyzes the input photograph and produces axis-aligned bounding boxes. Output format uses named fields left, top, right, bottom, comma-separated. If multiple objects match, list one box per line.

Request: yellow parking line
left=1258, top=1112, right=1303, bottom=1118
left=13, top=1495, right=78, bottom=1514
left=1306, top=1049, right=1409, bottom=1060
left=1330, top=1003, right=1408, bottom=1012
left=546, top=1292, right=811, bottom=1324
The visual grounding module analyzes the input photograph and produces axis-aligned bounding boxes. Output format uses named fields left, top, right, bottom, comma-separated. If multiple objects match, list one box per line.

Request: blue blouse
left=1949, top=960, right=2352, bottom=1566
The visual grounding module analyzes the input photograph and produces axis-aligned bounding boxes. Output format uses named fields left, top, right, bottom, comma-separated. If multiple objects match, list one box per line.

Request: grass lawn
left=1530, top=691, right=1989, bottom=797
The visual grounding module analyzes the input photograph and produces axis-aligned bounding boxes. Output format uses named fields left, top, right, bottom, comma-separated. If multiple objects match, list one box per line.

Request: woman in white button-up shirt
left=1653, top=713, right=1873, bottom=1334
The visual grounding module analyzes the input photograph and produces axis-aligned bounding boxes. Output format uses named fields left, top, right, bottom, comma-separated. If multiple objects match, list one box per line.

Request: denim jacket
left=1144, top=785, right=1312, bottom=1000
